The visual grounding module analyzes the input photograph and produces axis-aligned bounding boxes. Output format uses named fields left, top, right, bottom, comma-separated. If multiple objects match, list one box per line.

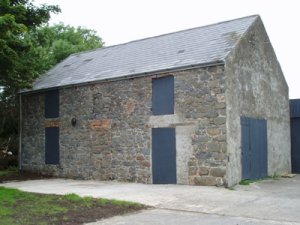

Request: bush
left=0, top=136, right=18, bottom=169
left=0, top=101, right=19, bottom=169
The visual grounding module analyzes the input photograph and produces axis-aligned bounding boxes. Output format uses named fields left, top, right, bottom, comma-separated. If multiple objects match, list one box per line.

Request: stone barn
left=20, top=15, right=291, bottom=187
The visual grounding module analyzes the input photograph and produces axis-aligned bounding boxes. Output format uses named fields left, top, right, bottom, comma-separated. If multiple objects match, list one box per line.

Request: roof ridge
left=69, top=14, right=259, bottom=58
left=223, top=15, right=260, bottom=60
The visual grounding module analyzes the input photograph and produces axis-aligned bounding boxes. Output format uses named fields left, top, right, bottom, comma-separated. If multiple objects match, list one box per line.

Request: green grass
left=0, top=166, right=18, bottom=177
left=267, top=174, right=280, bottom=180
left=97, top=197, right=141, bottom=207
left=0, top=187, right=69, bottom=225
left=0, top=187, right=145, bottom=225
left=64, top=193, right=94, bottom=207
left=239, top=179, right=257, bottom=185
left=239, top=175, right=281, bottom=185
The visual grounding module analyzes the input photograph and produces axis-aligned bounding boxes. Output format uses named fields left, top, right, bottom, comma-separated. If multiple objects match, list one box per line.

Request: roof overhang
left=20, top=60, right=225, bottom=95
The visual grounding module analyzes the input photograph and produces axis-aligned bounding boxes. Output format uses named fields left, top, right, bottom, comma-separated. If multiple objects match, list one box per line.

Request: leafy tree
left=0, top=0, right=61, bottom=100
left=0, top=0, right=60, bottom=162
left=0, top=0, right=104, bottom=162
left=29, top=23, right=104, bottom=73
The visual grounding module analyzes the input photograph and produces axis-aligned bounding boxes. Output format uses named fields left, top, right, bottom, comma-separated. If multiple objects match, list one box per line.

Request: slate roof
left=25, top=15, right=259, bottom=93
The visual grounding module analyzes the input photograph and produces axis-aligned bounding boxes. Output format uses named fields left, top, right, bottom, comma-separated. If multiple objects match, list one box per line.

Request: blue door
left=45, top=127, right=59, bottom=164
left=241, top=117, right=268, bottom=179
left=152, top=128, right=176, bottom=184
left=291, top=118, right=300, bottom=173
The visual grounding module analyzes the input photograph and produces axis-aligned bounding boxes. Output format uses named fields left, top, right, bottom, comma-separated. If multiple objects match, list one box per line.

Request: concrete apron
left=1, top=176, right=300, bottom=224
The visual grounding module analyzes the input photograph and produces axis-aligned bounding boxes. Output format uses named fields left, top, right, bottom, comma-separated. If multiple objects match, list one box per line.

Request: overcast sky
left=34, top=0, right=300, bottom=98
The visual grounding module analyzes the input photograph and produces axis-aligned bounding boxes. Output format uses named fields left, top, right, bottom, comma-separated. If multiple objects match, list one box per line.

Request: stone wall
left=21, top=93, right=45, bottom=169
left=225, top=17, right=291, bottom=186
left=174, top=67, right=227, bottom=186
left=21, top=65, right=227, bottom=185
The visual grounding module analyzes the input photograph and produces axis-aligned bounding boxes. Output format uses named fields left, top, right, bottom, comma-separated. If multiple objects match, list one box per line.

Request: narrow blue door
left=251, top=118, right=268, bottom=179
left=241, top=118, right=251, bottom=179
left=45, top=127, right=59, bottom=164
left=291, top=118, right=300, bottom=173
left=152, top=128, right=176, bottom=184
left=241, top=117, right=268, bottom=179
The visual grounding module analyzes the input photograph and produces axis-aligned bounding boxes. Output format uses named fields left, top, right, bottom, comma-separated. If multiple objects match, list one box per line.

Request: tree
left=29, top=23, right=104, bottom=73
left=0, top=0, right=104, bottom=163
left=0, top=0, right=60, bottom=163
left=0, top=0, right=61, bottom=100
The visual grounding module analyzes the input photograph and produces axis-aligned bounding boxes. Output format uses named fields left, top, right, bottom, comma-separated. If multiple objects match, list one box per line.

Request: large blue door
left=241, top=117, right=268, bottom=179
left=291, top=118, right=300, bottom=173
left=152, top=128, right=176, bottom=184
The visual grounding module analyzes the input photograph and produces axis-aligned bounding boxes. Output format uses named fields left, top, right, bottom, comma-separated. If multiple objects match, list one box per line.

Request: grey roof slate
left=26, top=15, right=258, bottom=93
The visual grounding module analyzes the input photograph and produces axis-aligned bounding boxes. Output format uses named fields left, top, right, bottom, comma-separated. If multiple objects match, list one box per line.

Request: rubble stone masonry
left=21, top=65, right=227, bottom=186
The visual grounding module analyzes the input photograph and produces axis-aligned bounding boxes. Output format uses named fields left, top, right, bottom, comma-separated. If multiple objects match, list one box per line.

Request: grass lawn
left=0, top=167, right=147, bottom=225
left=0, top=187, right=146, bottom=225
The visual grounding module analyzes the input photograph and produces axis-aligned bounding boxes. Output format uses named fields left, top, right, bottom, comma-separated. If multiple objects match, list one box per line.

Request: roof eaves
left=20, top=60, right=225, bottom=95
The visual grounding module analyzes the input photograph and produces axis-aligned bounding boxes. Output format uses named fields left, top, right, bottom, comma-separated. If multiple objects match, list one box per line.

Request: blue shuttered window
left=45, top=89, right=59, bottom=118
left=152, top=76, right=174, bottom=115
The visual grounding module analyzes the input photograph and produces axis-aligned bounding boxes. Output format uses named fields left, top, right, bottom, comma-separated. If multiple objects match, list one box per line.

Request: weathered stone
left=207, top=128, right=220, bottom=136
left=215, top=102, right=226, bottom=109
left=219, top=142, right=227, bottom=152
left=198, top=167, right=209, bottom=175
left=188, top=160, right=197, bottom=167
left=212, top=152, right=227, bottom=161
left=197, top=136, right=210, bottom=142
left=207, top=142, right=220, bottom=152
left=208, top=80, right=218, bottom=88
left=216, top=177, right=224, bottom=186
left=210, top=167, right=226, bottom=177
left=141, top=160, right=150, bottom=168
left=136, top=154, right=145, bottom=161
left=214, top=117, right=226, bottom=125
left=189, top=166, right=198, bottom=176
left=194, top=176, right=220, bottom=186
left=200, top=73, right=209, bottom=81
left=209, top=161, right=225, bottom=167
left=205, top=110, right=218, bottom=118
left=215, top=135, right=226, bottom=141
left=122, top=99, right=136, bottom=115
left=216, top=94, right=225, bottom=103
left=123, top=161, right=135, bottom=167
left=44, top=119, right=59, bottom=128
left=89, top=119, right=112, bottom=130
left=195, top=152, right=212, bottom=160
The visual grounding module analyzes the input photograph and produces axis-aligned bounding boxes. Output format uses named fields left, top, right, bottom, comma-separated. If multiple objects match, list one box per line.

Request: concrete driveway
left=1, top=176, right=300, bottom=224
